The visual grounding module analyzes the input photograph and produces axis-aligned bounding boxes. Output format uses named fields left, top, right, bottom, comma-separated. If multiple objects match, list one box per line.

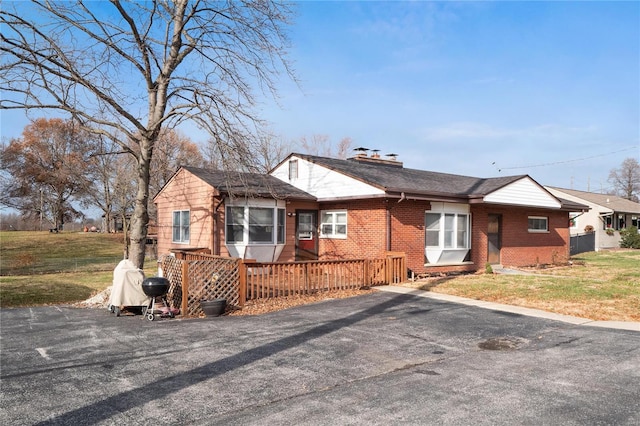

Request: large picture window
left=425, top=212, right=469, bottom=249
left=320, top=210, right=347, bottom=238
left=172, top=210, right=190, bottom=243
left=528, top=216, right=548, bottom=233
left=226, top=206, right=286, bottom=244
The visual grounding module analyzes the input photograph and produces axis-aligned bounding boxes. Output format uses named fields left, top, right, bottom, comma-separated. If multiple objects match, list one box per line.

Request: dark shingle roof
left=548, top=187, right=640, bottom=213
left=183, top=166, right=316, bottom=201
left=292, top=153, right=527, bottom=198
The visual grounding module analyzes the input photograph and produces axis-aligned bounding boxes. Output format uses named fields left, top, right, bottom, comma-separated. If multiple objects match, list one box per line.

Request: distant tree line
left=1, top=117, right=353, bottom=233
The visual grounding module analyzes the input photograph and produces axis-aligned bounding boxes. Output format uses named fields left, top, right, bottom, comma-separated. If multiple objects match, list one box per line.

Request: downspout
left=386, top=204, right=391, bottom=251
left=212, top=195, right=225, bottom=256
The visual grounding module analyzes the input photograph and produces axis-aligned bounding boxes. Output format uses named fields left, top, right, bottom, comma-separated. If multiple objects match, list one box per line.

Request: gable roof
left=161, top=166, right=316, bottom=201
left=547, top=187, right=640, bottom=214
left=287, top=153, right=530, bottom=199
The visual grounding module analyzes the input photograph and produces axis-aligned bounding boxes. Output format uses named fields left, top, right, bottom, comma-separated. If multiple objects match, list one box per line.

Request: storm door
left=487, top=214, right=502, bottom=265
left=295, top=211, right=318, bottom=261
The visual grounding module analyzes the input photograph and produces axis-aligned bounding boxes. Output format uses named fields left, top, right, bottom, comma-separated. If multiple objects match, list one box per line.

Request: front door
left=295, top=211, right=318, bottom=261
left=487, top=214, right=502, bottom=264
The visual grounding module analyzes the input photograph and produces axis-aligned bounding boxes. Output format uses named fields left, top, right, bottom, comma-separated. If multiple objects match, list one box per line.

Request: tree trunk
left=128, top=140, right=152, bottom=269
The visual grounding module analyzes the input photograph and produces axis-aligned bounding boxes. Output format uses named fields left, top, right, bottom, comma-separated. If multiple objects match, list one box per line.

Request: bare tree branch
left=1, top=0, right=296, bottom=267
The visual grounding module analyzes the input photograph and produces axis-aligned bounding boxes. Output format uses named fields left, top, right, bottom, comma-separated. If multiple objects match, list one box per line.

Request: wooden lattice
left=186, top=257, right=240, bottom=316
left=159, top=255, right=183, bottom=310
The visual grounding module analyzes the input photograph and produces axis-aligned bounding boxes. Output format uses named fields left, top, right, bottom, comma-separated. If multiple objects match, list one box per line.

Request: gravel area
left=227, top=288, right=376, bottom=316
left=76, top=286, right=377, bottom=317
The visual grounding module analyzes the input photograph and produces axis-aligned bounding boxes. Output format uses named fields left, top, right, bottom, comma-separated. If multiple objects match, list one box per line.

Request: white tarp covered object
left=109, top=259, right=150, bottom=308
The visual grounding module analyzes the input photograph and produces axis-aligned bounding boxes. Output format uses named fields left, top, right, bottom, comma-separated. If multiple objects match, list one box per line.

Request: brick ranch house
left=154, top=152, right=587, bottom=275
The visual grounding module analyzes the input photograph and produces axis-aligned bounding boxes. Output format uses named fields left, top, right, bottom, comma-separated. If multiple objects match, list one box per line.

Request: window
left=249, top=208, right=273, bottom=243
left=425, top=213, right=440, bottom=246
left=456, top=215, right=468, bottom=247
left=320, top=210, right=347, bottom=238
left=289, top=159, right=298, bottom=180
left=569, top=213, right=578, bottom=229
left=226, top=206, right=286, bottom=244
left=425, top=212, right=469, bottom=249
left=277, top=208, right=286, bottom=244
left=226, top=207, right=244, bottom=243
left=172, top=210, right=190, bottom=243
left=528, top=216, right=548, bottom=232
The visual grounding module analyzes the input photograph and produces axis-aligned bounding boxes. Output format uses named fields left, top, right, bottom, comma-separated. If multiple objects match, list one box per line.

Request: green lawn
left=0, top=231, right=157, bottom=307
left=1, top=231, right=639, bottom=322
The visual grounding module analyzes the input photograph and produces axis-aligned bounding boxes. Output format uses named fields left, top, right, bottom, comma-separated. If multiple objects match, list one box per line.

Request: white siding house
left=546, top=187, right=640, bottom=251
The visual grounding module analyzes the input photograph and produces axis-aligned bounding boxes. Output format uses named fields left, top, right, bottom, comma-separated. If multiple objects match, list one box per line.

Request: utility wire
left=493, top=146, right=639, bottom=172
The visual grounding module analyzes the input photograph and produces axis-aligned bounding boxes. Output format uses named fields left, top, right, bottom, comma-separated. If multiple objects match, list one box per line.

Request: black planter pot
left=200, top=299, right=226, bottom=317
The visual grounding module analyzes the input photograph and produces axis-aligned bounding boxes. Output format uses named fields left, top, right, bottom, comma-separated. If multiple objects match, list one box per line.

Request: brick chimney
left=348, top=149, right=403, bottom=168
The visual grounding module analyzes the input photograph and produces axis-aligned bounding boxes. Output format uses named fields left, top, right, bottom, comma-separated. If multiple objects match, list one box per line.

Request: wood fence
left=159, top=251, right=406, bottom=317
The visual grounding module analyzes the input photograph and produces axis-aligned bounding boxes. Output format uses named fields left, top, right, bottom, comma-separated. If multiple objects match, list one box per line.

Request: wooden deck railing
left=159, top=251, right=406, bottom=316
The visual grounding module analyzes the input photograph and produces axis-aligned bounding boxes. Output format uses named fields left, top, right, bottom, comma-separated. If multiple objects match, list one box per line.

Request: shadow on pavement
left=38, top=293, right=413, bottom=425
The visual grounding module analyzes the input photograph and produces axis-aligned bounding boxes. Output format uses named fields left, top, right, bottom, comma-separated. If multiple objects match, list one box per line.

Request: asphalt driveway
left=1, top=291, right=638, bottom=425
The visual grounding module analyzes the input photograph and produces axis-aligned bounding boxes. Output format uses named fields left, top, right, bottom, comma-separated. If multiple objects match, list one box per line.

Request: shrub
left=485, top=263, right=493, bottom=274
left=619, top=226, right=640, bottom=249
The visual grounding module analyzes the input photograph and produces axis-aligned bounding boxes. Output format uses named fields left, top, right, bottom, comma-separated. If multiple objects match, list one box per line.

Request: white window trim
left=425, top=212, right=470, bottom=249
left=225, top=204, right=286, bottom=245
left=172, top=210, right=190, bottom=244
left=528, top=216, right=549, bottom=233
left=320, top=210, right=347, bottom=239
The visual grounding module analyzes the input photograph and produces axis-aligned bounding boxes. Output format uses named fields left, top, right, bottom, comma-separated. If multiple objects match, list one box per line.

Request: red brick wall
left=389, top=200, right=431, bottom=274
left=316, top=198, right=431, bottom=274
left=313, top=199, right=570, bottom=275
left=318, top=199, right=388, bottom=260
left=471, top=204, right=570, bottom=267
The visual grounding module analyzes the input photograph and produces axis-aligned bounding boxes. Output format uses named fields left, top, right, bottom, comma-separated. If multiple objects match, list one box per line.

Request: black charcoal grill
left=141, top=277, right=175, bottom=321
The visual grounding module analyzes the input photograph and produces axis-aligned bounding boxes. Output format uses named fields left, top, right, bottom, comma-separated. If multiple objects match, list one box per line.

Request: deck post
left=363, top=259, right=370, bottom=287
left=181, top=260, right=189, bottom=316
left=238, top=259, right=247, bottom=307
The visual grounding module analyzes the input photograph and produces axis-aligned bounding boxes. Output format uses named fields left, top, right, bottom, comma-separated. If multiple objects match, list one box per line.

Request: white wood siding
left=271, top=156, right=385, bottom=200
left=484, top=177, right=561, bottom=209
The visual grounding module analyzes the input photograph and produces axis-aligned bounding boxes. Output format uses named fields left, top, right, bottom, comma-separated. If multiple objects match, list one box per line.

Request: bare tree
left=296, top=135, right=354, bottom=159
left=111, top=155, right=138, bottom=257
left=608, top=157, right=640, bottom=202
left=1, top=0, right=295, bottom=268
left=83, top=136, right=121, bottom=233
left=149, top=128, right=205, bottom=198
left=256, top=133, right=292, bottom=172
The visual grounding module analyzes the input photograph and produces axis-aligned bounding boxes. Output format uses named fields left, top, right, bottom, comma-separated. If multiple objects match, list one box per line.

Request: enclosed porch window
left=224, top=199, right=287, bottom=262
left=425, top=203, right=471, bottom=265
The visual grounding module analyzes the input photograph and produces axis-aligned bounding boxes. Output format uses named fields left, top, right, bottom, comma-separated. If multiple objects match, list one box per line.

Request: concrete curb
left=377, top=285, right=640, bottom=332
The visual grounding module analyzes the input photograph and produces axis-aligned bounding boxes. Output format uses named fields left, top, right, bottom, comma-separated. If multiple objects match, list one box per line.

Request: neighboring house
left=546, top=187, right=640, bottom=251
left=155, top=153, right=586, bottom=275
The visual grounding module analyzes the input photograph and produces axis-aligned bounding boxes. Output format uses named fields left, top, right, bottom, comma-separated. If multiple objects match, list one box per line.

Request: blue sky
left=1, top=1, right=639, bottom=194
left=261, top=0, right=640, bottom=192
